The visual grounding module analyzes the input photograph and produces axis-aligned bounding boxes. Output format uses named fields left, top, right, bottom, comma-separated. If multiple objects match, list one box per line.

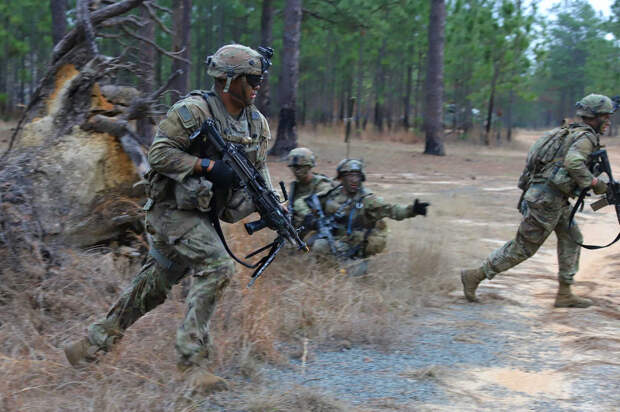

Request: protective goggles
left=245, top=74, right=263, bottom=88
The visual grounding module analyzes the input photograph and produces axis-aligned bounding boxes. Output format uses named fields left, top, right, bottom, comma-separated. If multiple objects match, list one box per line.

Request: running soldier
left=64, top=44, right=275, bottom=393
left=461, top=94, right=615, bottom=308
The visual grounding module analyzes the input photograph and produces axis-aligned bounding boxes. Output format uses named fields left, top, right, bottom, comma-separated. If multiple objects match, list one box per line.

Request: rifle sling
left=209, top=200, right=259, bottom=269
left=568, top=189, right=620, bottom=249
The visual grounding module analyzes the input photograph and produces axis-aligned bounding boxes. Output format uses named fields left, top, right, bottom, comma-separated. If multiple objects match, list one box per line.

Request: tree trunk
left=256, top=0, right=273, bottom=117
left=269, top=0, right=302, bottom=157
left=170, top=0, right=192, bottom=101
left=413, top=47, right=423, bottom=130
left=483, top=62, right=499, bottom=145
left=136, top=4, right=156, bottom=145
left=374, top=39, right=386, bottom=132
left=403, top=57, right=413, bottom=130
left=423, top=0, right=446, bottom=156
left=50, top=0, right=68, bottom=46
left=355, top=32, right=364, bottom=130
left=506, top=88, right=513, bottom=142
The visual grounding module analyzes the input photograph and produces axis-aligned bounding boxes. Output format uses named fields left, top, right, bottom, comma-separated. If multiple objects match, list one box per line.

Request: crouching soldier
left=309, top=159, right=430, bottom=273
left=286, top=147, right=334, bottom=229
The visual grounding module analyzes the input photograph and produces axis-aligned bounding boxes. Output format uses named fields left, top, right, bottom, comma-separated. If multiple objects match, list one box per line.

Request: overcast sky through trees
left=538, top=0, right=614, bottom=16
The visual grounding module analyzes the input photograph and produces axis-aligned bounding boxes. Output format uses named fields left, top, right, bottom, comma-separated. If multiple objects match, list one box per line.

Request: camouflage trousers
left=87, top=209, right=234, bottom=367
left=481, top=184, right=582, bottom=284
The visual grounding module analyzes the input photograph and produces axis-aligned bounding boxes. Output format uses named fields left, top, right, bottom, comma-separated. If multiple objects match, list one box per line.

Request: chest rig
left=183, top=90, right=264, bottom=163
left=326, top=187, right=371, bottom=235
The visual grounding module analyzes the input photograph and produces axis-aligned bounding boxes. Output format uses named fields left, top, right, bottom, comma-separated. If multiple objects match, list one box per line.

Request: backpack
left=517, top=126, right=571, bottom=191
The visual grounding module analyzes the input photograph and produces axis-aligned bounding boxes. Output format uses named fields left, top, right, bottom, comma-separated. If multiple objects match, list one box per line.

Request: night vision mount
left=257, top=46, right=274, bottom=73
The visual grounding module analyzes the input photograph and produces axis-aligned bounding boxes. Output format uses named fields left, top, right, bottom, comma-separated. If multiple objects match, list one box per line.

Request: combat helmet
left=206, top=44, right=273, bottom=92
left=336, top=159, right=365, bottom=181
left=575, top=94, right=614, bottom=118
left=287, top=147, right=316, bottom=167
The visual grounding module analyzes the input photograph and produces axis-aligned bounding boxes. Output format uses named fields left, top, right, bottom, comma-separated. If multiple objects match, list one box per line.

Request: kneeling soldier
left=310, top=159, right=429, bottom=269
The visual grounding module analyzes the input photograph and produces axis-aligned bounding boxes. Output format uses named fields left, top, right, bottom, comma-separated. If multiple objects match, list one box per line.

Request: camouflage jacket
left=321, top=185, right=415, bottom=237
left=290, top=173, right=334, bottom=226
left=546, top=123, right=601, bottom=197
left=146, top=88, right=272, bottom=220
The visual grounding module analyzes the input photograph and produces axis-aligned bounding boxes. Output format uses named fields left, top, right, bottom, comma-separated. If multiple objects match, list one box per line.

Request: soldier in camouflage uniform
left=286, top=147, right=334, bottom=228
left=64, top=44, right=275, bottom=392
left=311, top=159, right=429, bottom=262
left=461, top=94, right=615, bottom=308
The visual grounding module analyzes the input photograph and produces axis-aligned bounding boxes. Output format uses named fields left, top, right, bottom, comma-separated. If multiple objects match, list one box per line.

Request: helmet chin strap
left=223, top=76, right=249, bottom=107
left=223, top=76, right=233, bottom=93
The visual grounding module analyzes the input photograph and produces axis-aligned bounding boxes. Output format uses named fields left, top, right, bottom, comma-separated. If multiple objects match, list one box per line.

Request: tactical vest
left=518, top=123, right=598, bottom=196
left=145, top=90, right=268, bottom=209
left=324, top=186, right=373, bottom=234
left=182, top=90, right=266, bottom=164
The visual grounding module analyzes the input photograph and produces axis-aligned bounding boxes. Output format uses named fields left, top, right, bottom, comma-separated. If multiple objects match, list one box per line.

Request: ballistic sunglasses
left=245, top=74, right=263, bottom=88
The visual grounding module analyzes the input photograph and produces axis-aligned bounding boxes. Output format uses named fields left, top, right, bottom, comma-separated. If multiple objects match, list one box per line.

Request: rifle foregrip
left=245, top=219, right=268, bottom=235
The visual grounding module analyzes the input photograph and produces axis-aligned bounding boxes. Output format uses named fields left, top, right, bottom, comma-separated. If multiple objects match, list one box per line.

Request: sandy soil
left=248, top=128, right=620, bottom=411
left=2, top=123, right=617, bottom=411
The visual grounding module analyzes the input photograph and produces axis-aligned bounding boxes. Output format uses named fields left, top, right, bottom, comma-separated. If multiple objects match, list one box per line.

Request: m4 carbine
left=570, top=148, right=620, bottom=249
left=190, top=119, right=307, bottom=286
left=305, top=193, right=341, bottom=258
left=590, top=149, right=620, bottom=222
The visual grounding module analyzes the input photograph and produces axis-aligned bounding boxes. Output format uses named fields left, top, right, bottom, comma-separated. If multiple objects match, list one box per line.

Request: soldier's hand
left=592, top=175, right=608, bottom=195
left=204, top=159, right=236, bottom=188
left=413, top=198, right=430, bottom=216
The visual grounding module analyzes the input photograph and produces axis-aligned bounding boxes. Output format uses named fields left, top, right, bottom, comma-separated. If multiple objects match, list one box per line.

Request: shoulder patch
left=175, top=104, right=196, bottom=129
left=251, top=110, right=260, bottom=120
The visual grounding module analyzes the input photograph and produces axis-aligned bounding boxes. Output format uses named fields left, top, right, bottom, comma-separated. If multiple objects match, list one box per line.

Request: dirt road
left=244, top=130, right=620, bottom=411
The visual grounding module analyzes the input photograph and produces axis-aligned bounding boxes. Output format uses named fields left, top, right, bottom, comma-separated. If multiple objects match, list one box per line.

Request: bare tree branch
left=120, top=26, right=191, bottom=63
left=53, top=0, right=145, bottom=63
left=120, top=69, right=183, bottom=121
left=98, top=15, right=144, bottom=29
left=143, top=1, right=173, bottom=34
left=77, top=0, right=99, bottom=55
left=148, top=1, right=173, bottom=14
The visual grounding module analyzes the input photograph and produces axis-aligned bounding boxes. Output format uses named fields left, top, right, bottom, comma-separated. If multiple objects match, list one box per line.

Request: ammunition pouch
left=174, top=176, right=213, bottom=212
left=220, top=189, right=256, bottom=223
left=144, top=169, right=172, bottom=202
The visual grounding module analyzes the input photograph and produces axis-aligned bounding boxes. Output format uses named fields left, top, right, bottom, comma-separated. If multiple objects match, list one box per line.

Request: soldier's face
left=229, top=76, right=260, bottom=107
left=290, top=165, right=312, bottom=183
left=341, top=172, right=362, bottom=195
left=596, top=114, right=611, bottom=134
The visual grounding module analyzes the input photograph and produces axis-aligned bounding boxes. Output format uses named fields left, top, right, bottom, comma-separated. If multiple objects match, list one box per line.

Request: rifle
left=305, top=193, right=341, bottom=258
left=569, top=149, right=620, bottom=249
left=190, top=119, right=307, bottom=286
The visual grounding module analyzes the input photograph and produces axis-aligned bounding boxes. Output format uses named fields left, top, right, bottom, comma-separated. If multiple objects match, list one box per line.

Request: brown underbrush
left=0, top=213, right=456, bottom=410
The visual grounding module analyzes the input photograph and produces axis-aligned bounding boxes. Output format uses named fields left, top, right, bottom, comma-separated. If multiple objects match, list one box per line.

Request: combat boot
left=460, top=267, right=486, bottom=302
left=178, top=361, right=229, bottom=395
left=554, top=280, right=592, bottom=308
left=64, top=337, right=99, bottom=367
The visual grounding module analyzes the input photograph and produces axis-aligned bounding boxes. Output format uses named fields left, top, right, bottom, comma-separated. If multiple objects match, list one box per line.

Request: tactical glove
left=412, top=199, right=430, bottom=216
left=202, top=158, right=236, bottom=188
left=592, top=176, right=608, bottom=195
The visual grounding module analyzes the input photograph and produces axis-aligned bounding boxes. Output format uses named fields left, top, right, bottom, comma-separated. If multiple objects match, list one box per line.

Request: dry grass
left=244, top=386, right=356, bottom=412
left=0, top=125, right=491, bottom=411
left=0, top=218, right=458, bottom=410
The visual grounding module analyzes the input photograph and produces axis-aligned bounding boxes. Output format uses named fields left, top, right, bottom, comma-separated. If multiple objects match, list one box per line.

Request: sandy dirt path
left=247, top=130, right=620, bottom=411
